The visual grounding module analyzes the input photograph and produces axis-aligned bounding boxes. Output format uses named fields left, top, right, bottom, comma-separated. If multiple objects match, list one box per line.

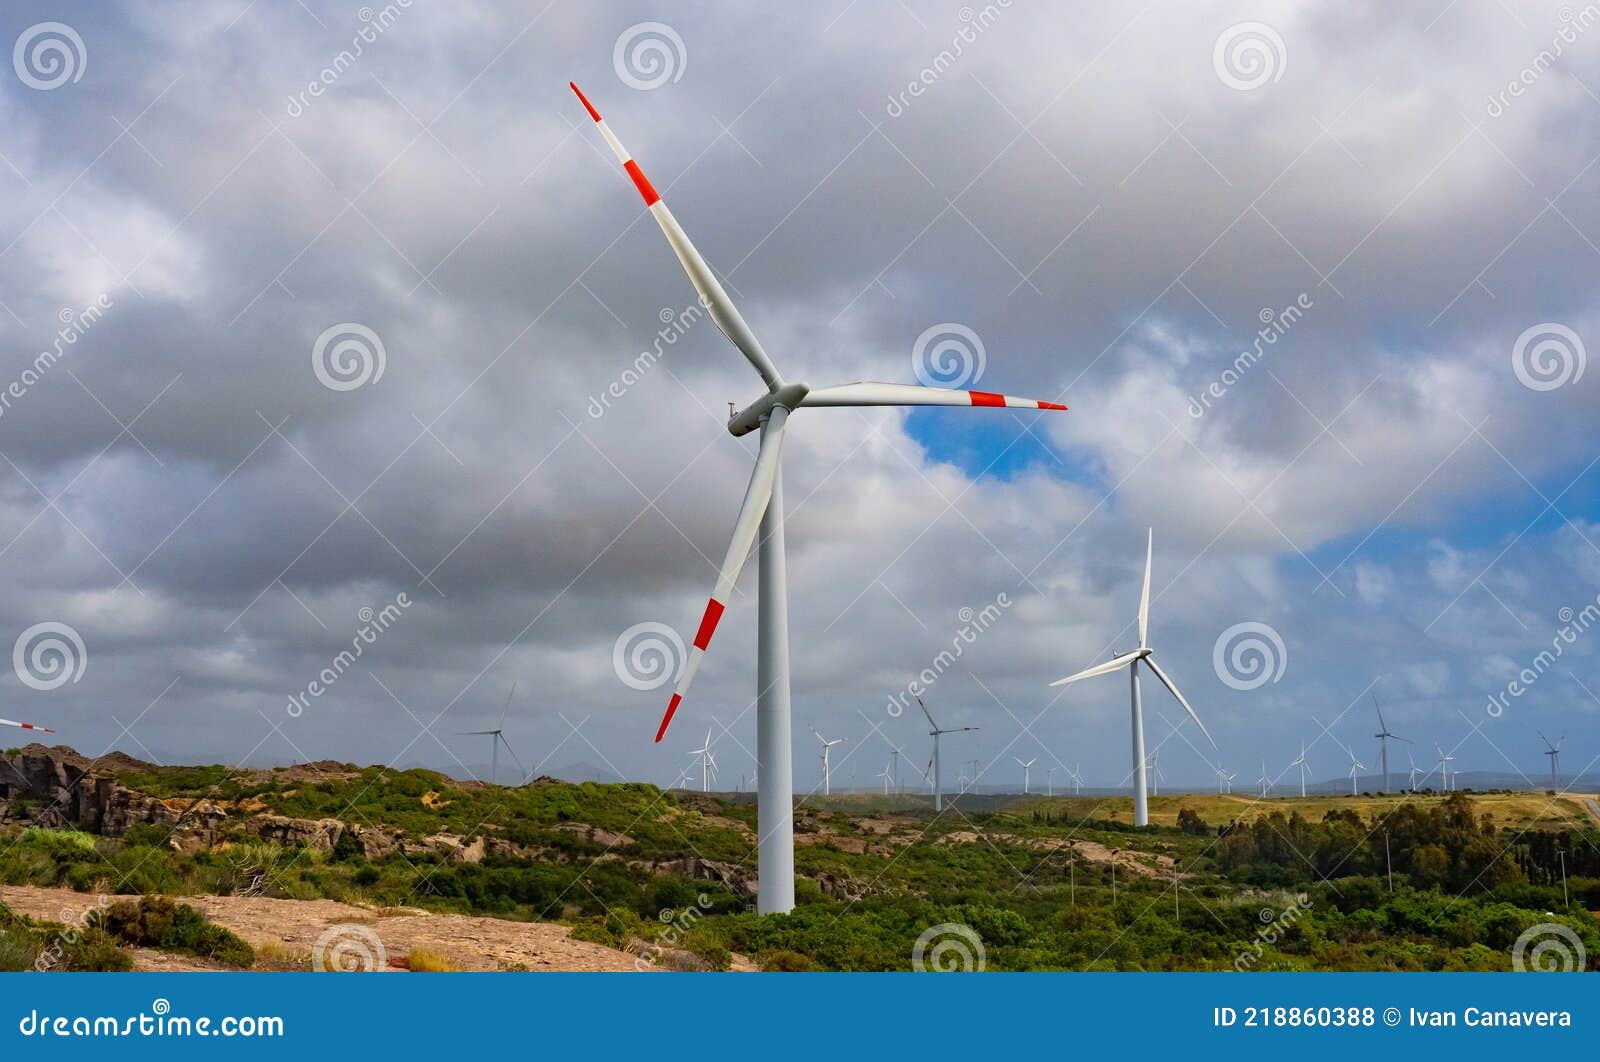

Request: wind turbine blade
left=1142, top=657, right=1216, bottom=749
left=570, top=83, right=782, bottom=391
left=498, top=734, right=527, bottom=779
left=799, top=382, right=1066, bottom=411
left=458, top=730, right=500, bottom=736
left=915, top=696, right=938, bottom=731
left=498, top=681, right=517, bottom=729
left=0, top=717, right=55, bottom=733
left=656, top=415, right=789, bottom=742
left=1049, top=650, right=1142, bottom=687
left=1138, top=528, right=1152, bottom=648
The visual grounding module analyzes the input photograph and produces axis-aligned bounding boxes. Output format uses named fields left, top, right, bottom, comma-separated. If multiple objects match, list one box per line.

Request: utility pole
left=1384, top=831, right=1393, bottom=893
left=1559, top=847, right=1569, bottom=908
left=1173, top=863, right=1179, bottom=920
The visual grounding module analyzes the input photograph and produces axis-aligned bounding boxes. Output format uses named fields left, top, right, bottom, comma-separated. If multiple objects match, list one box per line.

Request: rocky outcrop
left=0, top=746, right=180, bottom=836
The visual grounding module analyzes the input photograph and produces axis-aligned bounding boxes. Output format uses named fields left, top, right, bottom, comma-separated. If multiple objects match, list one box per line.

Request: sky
left=0, top=1, right=1597, bottom=797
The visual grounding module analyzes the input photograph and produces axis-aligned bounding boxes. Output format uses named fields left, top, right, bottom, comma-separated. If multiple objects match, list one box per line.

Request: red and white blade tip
left=968, top=390, right=1067, bottom=410
left=653, top=597, right=727, bottom=742
left=569, top=82, right=601, bottom=122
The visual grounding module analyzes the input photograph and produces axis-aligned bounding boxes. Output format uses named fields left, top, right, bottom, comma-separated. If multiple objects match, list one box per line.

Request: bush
left=761, top=948, right=813, bottom=971
left=94, top=896, right=254, bottom=968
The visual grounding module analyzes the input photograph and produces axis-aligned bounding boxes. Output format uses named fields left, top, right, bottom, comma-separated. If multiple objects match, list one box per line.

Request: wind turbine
left=0, top=717, right=55, bottom=736
left=916, top=697, right=979, bottom=812
left=1435, top=743, right=1454, bottom=793
left=1372, top=693, right=1409, bottom=794
left=1216, top=767, right=1236, bottom=794
left=572, top=83, right=1068, bottom=915
left=1145, top=751, right=1164, bottom=797
left=457, top=683, right=526, bottom=786
left=810, top=726, right=846, bottom=796
left=876, top=761, right=895, bottom=796
left=1288, top=740, right=1312, bottom=798
left=1046, top=767, right=1056, bottom=797
left=1068, top=764, right=1083, bottom=796
left=1406, top=750, right=1422, bottom=792
left=1016, top=757, right=1037, bottom=794
left=1539, top=731, right=1564, bottom=791
left=687, top=728, right=718, bottom=793
left=1256, top=759, right=1270, bottom=798
left=1048, top=529, right=1216, bottom=826
left=1342, top=742, right=1365, bottom=796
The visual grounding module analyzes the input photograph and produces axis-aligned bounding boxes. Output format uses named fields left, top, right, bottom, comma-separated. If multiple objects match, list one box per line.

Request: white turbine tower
left=876, top=761, right=895, bottom=796
left=1048, top=529, right=1216, bottom=827
left=1406, top=750, right=1422, bottom=792
left=916, top=698, right=979, bottom=812
left=810, top=726, right=846, bottom=796
left=1539, top=731, right=1564, bottom=791
left=1068, top=764, right=1083, bottom=795
left=1288, top=740, right=1313, bottom=798
left=1342, top=742, right=1365, bottom=796
left=687, top=728, right=718, bottom=793
left=1435, top=743, right=1455, bottom=792
left=1145, top=751, right=1164, bottom=797
left=1216, top=767, right=1236, bottom=794
left=457, top=683, right=526, bottom=786
left=1257, top=759, right=1270, bottom=798
left=0, top=717, right=55, bottom=736
left=1016, top=757, right=1037, bottom=795
left=1372, top=693, right=1409, bottom=794
left=572, top=84, right=1069, bottom=914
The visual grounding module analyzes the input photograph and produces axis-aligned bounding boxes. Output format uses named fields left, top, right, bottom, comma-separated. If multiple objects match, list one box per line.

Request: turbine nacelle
left=728, top=382, right=811, bottom=437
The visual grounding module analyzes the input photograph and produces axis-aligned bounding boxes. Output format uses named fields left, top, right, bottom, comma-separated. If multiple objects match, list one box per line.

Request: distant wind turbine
left=1372, top=693, right=1409, bottom=794
left=1216, top=767, right=1236, bottom=794
left=456, top=683, right=526, bottom=786
left=1342, top=742, right=1365, bottom=796
left=1049, top=529, right=1216, bottom=826
left=877, top=761, right=894, bottom=796
left=1539, top=731, right=1564, bottom=791
left=1257, top=759, right=1270, bottom=798
left=688, top=728, right=718, bottom=793
left=1068, top=763, right=1083, bottom=796
left=916, top=698, right=979, bottom=812
left=1288, top=740, right=1313, bottom=798
left=810, top=726, right=845, bottom=796
left=1407, top=750, right=1422, bottom=792
left=1145, top=751, right=1164, bottom=797
left=1435, top=743, right=1454, bottom=793
left=1015, top=757, right=1037, bottom=794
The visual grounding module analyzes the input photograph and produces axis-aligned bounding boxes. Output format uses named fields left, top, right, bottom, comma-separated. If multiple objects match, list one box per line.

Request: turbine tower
left=1257, top=759, right=1270, bottom=798
left=1435, top=743, right=1454, bottom=792
left=877, top=761, right=894, bottom=796
left=1539, top=731, right=1564, bottom=791
left=1068, top=763, right=1083, bottom=795
left=916, top=698, right=978, bottom=812
left=1342, top=742, right=1365, bottom=796
left=810, top=726, right=845, bottom=796
left=571, top=84, right=1068, bottom=914
left=1048, top=530, right=1216, bottom=826
left=1406, top=750, right=1422, bottom=792
left=1372, top=693, right=1409, bottom=794
left=1216, top=767, right=1236, bottom=794
left=1016, top=757, right=1037, bottom=794
left=1145, top=751, right=1164, bottom=797
left=687, top=728, right=717, bottom=793
left=457, top=683, right=526, bottom=786
left=1288, top=740, right=1312, bottom=798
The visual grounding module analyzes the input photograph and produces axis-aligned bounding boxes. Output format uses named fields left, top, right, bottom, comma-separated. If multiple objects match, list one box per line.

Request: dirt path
left=1, top=885, right=648, bottom=972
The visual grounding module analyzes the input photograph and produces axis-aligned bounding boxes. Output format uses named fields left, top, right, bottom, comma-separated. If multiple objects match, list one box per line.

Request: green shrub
left=94, top=896, right=254, bottom=968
